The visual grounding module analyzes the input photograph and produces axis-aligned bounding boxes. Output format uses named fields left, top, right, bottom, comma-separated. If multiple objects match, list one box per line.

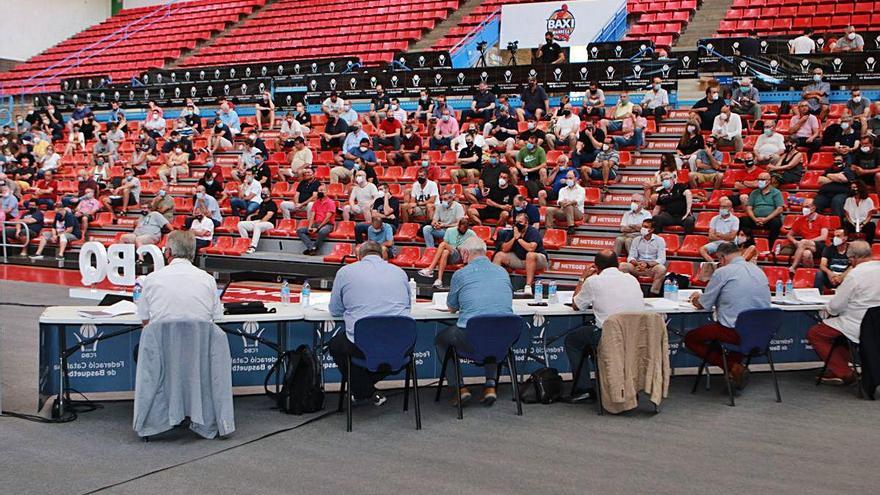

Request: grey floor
left=1, top=280, right=878, bottom=494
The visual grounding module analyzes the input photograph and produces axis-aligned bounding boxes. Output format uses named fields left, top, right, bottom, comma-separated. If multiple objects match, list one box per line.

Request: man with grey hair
left=328, top=241, right=411, bottom=406
left=435, top=236, right=513, bottom=406
left=615, top=193, right=651, bottom=256
left=832, top=25, right=864, bottom=53
left=137, top=230, right=223, bottom=325
left=808, top=241, right=880, bottom=385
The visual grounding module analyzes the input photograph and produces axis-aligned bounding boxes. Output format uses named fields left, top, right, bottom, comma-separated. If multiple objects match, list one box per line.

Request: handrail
left=1, top=219, right=30, bottom=262
left=450, top=8, right=501, bottom=55
left=3, top=0, right=182, bottom=99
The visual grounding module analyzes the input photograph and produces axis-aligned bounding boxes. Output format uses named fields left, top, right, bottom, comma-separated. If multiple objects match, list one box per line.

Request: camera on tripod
left=476, top=40, right=488, bottom=52
left=507, top=41, right=519, bottom=53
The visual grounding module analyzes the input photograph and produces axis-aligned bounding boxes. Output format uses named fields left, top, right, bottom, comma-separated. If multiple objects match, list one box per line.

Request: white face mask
left=832, top=236, right=845, bottom=247
left=602, top=144, right=610, bottom=151
left=862, top=146, right=871, bottom=153
left=686, top=125, right=696, bottom=133
left=853, top=96, right=862, bottom=103
left=735, top=235, right=747, bottom=245
left=757, top=180, right=768, bottom=189
left=498, top=178, right=507, bottom=187
left=841, top=122, right=850, bottom=130
left=802, top=207, right=812, bottom=217
left=441, top=201, right=449, bottom=208
left=356, top=176, right=365, bottom=185
left=719, top=208, right=730, bottom=217
left=640, top=227, right=650, bottom=237
left=630, top=202, right=640, bottom=212
left=359, top=146, right=368, bottom=152
left=848, top=32, right=857, bottom=40
left=565, top=178, right=575, bottom=188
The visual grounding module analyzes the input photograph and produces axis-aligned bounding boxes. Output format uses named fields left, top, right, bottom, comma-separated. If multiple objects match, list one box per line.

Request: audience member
left=536, top=30, right=566, bottom=64
left=544, top=170, right=584, bottom=233
left=539, top=154, right=579, bottom=207
left=102, top=167, right=140, bottom=218
left=368, top=85, right=391, bottom=127
left=699, top=198, right=739, bottom=261
left=365, top=215, right=395, bottom=259
left=321, top=111, right=349, bottom=150
left=429, top=108, right=460, bottom=150
left=641, top=77, right=669, bottom=121
left=572, top=121, right=605, bottom=168
left=8, top=200, right=43, bottom=256
left=297, top=184, right=336, bottom=256
left=189, top=206, right=215, bottom=253
left=832, top=25, right=865, bottom=53
left=851, top=140, right=880, bottom=190
left=230, top=170, right=262, bottom=217
left=842, top=181, right=876, bottom=244
left=711, top=105, right=743, bottom=152
left=280, top=167, right=319, bottom=219
left=801, top=69, right=830, bottom=121
left=236, top=186, right=276, bottom=254
left=546, top=107, right=580, bottom=150
left=613, top=107, right=646, bottom=150
left=689, top=136, right=724, bottom=189
left=814, top=229, right=851, bottom=292
left=462, top=82, right=496, bottom=121
left=675, top=122, right=705, bottom=170
left=788, top=29, right=816, bottom=54
left=814, top=156, right=856, bottom=217
left=583, top=136, right=619, bottom=192
left=691, top=87, right=724, bottom=131
left=193, top=185, right=222, bottom=227
left=730, top=77, right=761, bottom=121
left=418, top=217, right=475, bottom=288
left=601, top=91, right=634, bottom=133
left=493, top=212, right=548, bottom=294
left=740, top=171, right=785, bottom=246
left=373, top=112, right=403, bottom=150
left=754, top=121, right=785, bottom=164
left=402, top=168, right=439, bottom=223
left=514, top=134, right=548, bottom=198
left=844, top=87, right=871, bottom=133
left=517, top=77, right=549, bottom=121
left=581, top=82, right=606, bottom=118
left=615, top=193, right=651, bottom=256
left=768, top=139, right=804, bottom=187
left=653, top=172, right=694, bottom=234
left=483, top=107, right=518, bottom=156
left=783, top=205, right=830, bottom=274
left=619, top=218, right=667, bottom=296
left=422, top=190, right=465, bottom=247
left=342, top=170, right=379, bottom=222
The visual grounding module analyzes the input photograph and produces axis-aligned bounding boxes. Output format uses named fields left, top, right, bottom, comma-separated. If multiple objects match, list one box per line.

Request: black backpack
left=519, top=367, right=564, bottom=404
left=265, top=345, right=325, bottom=414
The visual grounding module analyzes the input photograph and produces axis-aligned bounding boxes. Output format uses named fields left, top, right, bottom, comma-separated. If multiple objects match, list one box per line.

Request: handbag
left=223, top=301, right=277, bottom=315
left=518, top=367, right=564, bottom=404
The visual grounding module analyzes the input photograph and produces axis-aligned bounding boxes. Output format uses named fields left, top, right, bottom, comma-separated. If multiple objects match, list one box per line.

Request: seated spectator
left=814, top=156, right=856, bottom=217
left=831, top=25, right=864, bottom=53
left=255, top=90, right=276, bottom=130
left=429, top=108, right=459, bottom=150
left=93, top=132, right=118, bottom=167
left=825, top=116, right=860, bottom=158
left=641, top=77, right=669, bottom=121
left=689, top=136, right=725, bottom=189
left=851, top=140, right=880, bottom=190
left=180, top=99, right=200, bottom=133
left=461, top=82, right=496, bottom=121
left=236, top=186, right=276, bottom=254
left=32, top=170, right=58, bottom=209
left=808, top=241, right=879, bottom=385
left=675, top=123, right=705, bottom=170
left=413, top=89, right=435, bottom=122
left=150, top=187, right=175, bottom=222
left=419, top=217, right=475, bottom=287
left=434, top=236, right=513, bottom=405
left=390, top=124, right=422, bottom=167
left=843, top=181, right=876, bottom=244
left=8, top=200, right=43, bottom=256
left=463, top=150, right=505, bottom=204
left=355, top=183, right=400, bottom=243
left=342, top=170, right=379, bottom=222
left=333, top=138, right=375, bottom=184
left=600, top=91, right=634, bottom=134
left=451, top=126, right=485, bottom=153
left=143, top=110, right=166, bottom=140
left=422, top=190, right=465, bottom=247
left=730, top=77, right=761, bottom=121
left=293, top=101, right=312, bottom=132
left=612, top=106, right=646, bottom=150
left=782, top=205, right=830, bottom=274
left=619, top=219, right=667, bottom=295
left=402, top=168, right=439, bottom=223
left=544, top=170, right=584, bottom=233
left=36, top=144, right=61, bottom=178
left=734, top=228, right=759, bottom=262
left=66, top=101, right=91, bottom=132
left=29, top=204, right=80, bottom=260
left=279, top=112, right=307, bottom=150
left=685, top=242, right=771, bottom=390
left=130, top=133, right=158, bottom=175
left=278, top=137, right=313, bottom=181
left=788, top=29, right=816, bottom=55
left=517, top=77, right=549, bottom=121
left=320, top=111, right=349, bottom=151
left=571, top=122, right=604, bottom=169
left=768, top=139, right=804, bottom=187
left=790, top=102, right=822, bottom=155
left=389, top=99, right=407, bottom=124
left=566, top=249, right=645, bottom=401
left=711, top=105, right=743, bottom=152
left=546, top=108, right=580, bottom=150
left=691, top=87, right=724, bottom=132
left=158, top=145, right=189, bottom=185
left=653, top=173, right=694, bottom=234
left=8, top=156, right=35, bottom=192
left=815, top=229, right=851, bottom=291
left=615, top=193, right=651, bottom=256
left=62, top=169, right=100, bottom=208
left=218, top=100, right=241, bottom=137
left=513, top=134, right=548, bottom=197
left=536, top=30, right=565, bottom=64
left=298, top=185, right=336, bottom=256
left=740, top=171, right=785, bottom=246
left=509, top=194, right=540, bottom=229
left=102, top=168, right=140, bottom=219
left=516, top=118, right=547, bottom=154
left=373, top=113, right=403, bottom=151
left=582, top=136, right=618, bottom=192
left=801, top=69, right=830, bottom=121
left=280, top=167, right=320, bottom=219
left=189, top=206, right=215, bottom=253
left=368, top=85, right=391, bottom=127
left=729, top=154, right=763, bottom=207
left=120, top=203, right=168, bottom=254
left=754, top=121, right=785, bottom=164
left=540, top=154, right=579, bottom=206
left=450, top=133, right=482, bottom=183
left=483, top=107, right=519, bottom=156
left=321, top=90, right=345, bottom=116
left=207, top=120, right=234, bottom=156
left=198, top=168, right=224, bottom=198
left=231, top=170, right=263, bottom=217
left=63, top=124, right=85, bottom=156
left=844, top=87, right=871, bottom=133
left=365, top=215, right=395, bottom=259
left=581, top=81, right=606, bottom=118
left=192, top=185, right=222, bottom=228
left=699, top=198, right=739, bottom=261
left=493, top=212, right=548, bottom=295
left=0, top=184, right=19, bottom=221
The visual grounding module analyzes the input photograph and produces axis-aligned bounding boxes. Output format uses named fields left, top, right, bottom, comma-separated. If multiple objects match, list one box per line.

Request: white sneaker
left=432, top=279, right=443, bottom=288
left=417, top=268, right=433, bottom=278
left=246, top=246, right=256, bottom=254
left=522, top=285, right=533, bottom=296
left=30, top=255, right=44, bottom=260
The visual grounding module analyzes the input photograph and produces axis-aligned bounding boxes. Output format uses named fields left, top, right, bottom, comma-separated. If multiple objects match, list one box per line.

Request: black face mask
left=516, top=222, right=526, bottom=230
left=744, top=159, right=755, bottom=167
left=562, top=110, right=571, bottom=117
left=317, top=191, right=325, bottom=199
left=417, top=177, right=427, bottom=184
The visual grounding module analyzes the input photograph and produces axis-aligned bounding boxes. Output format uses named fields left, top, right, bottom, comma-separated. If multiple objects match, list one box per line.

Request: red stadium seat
left=793, top=268, right=817, bottom=289
left=391, top=246, right=421, bottom=268
left=323, top=243, right=354, bottom=263
left=543, top=229, right=567, bottom=250
left=393, top=223, right=420, bottom=242
left=677, top=235, right=709, bottom=258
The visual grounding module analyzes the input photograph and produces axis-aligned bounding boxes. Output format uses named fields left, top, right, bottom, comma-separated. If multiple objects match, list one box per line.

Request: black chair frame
left=336, top=353, right=422, bottom=432
left=433, top=346, right=522, bottom=419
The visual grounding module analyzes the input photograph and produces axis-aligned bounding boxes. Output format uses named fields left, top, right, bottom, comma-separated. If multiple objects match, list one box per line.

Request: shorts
left=479, top=206, right=502, bottom=221
left=411, top=205, right=429, bottom=217
left=773, top=170, right=803, bottom=185
left=448, top=248, right=463, bottom=265
left=469, top=187, right=485, bottom=200
left=43, top=231, right=78, bottom=243
left=691, top=172, right=719, bottom=184
left=588, top=167, right=617, bottom=180
left=109, top=195, right=138, bottom=207
left=704, top=240, right=725, bottom=254
left=505, top=252, right=549, bottom=270
left=522, top=108, right=539, bottom=119
left=260, top=109, right=272, bottom=118
left=780, top=240, right=825, bottom=256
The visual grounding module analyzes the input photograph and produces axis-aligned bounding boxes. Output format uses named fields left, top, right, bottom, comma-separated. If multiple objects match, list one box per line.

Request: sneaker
left=246, top=246, right=256, bottom=254
left=30, top=255, right=44, bottom=260
left=729, top=364, right=750, bottom=390
left=481, top=386, right=497, bottom=406
left=432, top=279, right=443, bottom=288
left=55, top=256, right=65, bottom=261
left=819, top=373, right=857, bottom=386
left=417, top=268, right=433, bottom=278
left=302, top=248, right=314, bottom=256
left=568, top=388, right=595, bottom=403
left=372, top=392, right=387, bottom=407
left=452, top=387, right=472, bottom=406
left=566, top=226, right=576, bottom=236
left=522, top=285, right=533, bottom=296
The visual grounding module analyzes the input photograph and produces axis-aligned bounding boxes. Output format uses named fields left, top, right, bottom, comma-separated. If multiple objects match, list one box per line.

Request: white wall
left=0, top=0, right=111, bottom=61
left=123, top=0, right=177, bottom=9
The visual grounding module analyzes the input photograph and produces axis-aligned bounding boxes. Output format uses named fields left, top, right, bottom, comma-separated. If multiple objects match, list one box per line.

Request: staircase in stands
left=675, top=0, right=735, bottom=49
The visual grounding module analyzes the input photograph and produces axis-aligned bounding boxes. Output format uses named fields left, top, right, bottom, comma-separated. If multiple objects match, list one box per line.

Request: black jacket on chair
left=858, top=306, right=880, bottom=400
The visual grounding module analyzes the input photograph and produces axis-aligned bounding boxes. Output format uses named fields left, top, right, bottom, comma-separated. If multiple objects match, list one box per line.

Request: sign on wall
left=500, top=0, right=626, bottom=48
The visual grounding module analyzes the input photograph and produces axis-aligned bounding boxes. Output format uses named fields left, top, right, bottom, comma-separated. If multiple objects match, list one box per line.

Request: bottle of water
left=548, top=280, right=558, bottom=304
left=280, top=279, right=291, bottom=305
left=775, top=279, right=784, bottom=299
left=785, top=279, right=794, bottom=300
left=409, top=278, right=418, bottom=305
left=534, top=281, right=544, bottom=303
left=663, top=275, right=673, bottom=300
left=670, top=276, right=679, bottom=302
left=300, top=280, right=310, bottom=308
left=132, top=277, right=143, bottom=302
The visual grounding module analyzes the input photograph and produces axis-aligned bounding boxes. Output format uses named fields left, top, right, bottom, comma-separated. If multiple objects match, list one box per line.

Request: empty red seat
left=414, top=247, right=438, bottom=268
left=677, top=235, right=709, bottom=258
left=394, top=223, right=421, bottom=242
left=323, top=243, right=354, bottom=263
left=391, top=246, right=421, bottom=267
left=543, top=229, right=566, bottom=250
left=658, top=233, right=680, bottom=255
left=793, top=268, right=817, bottom=289
left=328, top=221, right=355, bottom=240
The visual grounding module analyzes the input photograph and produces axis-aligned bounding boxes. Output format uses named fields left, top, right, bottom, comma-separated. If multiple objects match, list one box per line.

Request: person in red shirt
left=33, top=170, right=59, bottom=209
left=730, top=155, right=765, bottom=209
left=390, top=123, right=422, bottom=167
left=373, top=113, right=402, bottom=150
left=784, top=206, right=830, bottom=274
left=297, top=184, right=337, bottom=256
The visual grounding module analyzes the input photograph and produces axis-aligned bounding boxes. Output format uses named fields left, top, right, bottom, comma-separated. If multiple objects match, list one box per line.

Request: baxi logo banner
left=546, top=4, right=576, bottom=42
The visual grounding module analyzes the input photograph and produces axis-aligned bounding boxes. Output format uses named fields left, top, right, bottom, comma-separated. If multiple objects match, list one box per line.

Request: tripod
left=476, top=46, right=488, bottom=67
left=507, top=48, right=518, bottom=66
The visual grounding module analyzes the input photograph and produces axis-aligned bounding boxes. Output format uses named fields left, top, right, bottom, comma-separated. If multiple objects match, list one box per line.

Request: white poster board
left=500, top=0, right=626, bottom=48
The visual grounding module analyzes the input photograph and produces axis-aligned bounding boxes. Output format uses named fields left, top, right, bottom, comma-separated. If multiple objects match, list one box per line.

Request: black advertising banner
left=586, top=40, right=655, bottom=61
left=718, top=53, right=875, bottom=87
left=60, top=75, right=110, bottom=92
left=140, top=57, right=361, bottom=86
left=669, top=51, right=699, bottom=79
left=391, top=51, right=453, bottom=70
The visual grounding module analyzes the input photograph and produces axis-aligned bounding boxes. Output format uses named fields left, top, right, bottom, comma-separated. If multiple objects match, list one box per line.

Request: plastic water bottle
left=300, top=280, right=310, bottom=308
left=663, top=275, right=673, bottom=301
left=670, top=276, right=679, bottom=302
left=409, top=278, right=418, bottom=305
left=280, top=279, right=291, bottom=305
left=548, top=280, right=558, bottom=304
left=132, top=277, right=143, bottom=302
left=534, top=281, right=544, bottom=303
left=775, top=279, right=784, bottom=299
left=785, top=280, right=793, bottom=300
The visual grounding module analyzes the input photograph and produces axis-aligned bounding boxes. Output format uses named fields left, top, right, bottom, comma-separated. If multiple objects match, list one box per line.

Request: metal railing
left=1, top=219, right=30, bottom=262
left=450, top=9, right=502, bottom=68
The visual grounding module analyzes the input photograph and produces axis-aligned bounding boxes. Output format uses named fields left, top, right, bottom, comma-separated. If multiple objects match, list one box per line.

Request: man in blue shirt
left=218, top=101, right=241, bottom=136
left=493, top=212, right=548, bottom=295
left=365, top=215, right=395, bottom=259
left=685, top=242, right=771, bottom=390
left=436, top=237, right=513, bottom=405
left=31, top=204, right=81, bottom=260
left=328, top=242, right=411, bottom=405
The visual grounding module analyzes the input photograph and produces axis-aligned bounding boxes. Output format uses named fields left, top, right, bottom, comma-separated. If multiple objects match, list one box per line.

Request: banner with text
left=500, top=0, right=627, bottom=48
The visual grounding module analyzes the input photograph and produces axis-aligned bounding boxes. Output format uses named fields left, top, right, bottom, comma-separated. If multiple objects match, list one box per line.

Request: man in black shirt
left=467, top=170, right=517, bottom=225
left=653, top=173, right=695, bottom=234
left=369, top=85, right=391, bottom=128
left=451, top=136, right=483, bottom=183
left=321, top=111, right=349, bottom=150
left=517, top=119, right=547, bottom=149
left=355, top=183, right=401, bottom=242
left=691, top=87, right=724, bottom=131
left=294, top=101, right=312, bottom=130
left=197, top=170, right=224, bottom=199
left=245, top=130, right=269, bottom=159
left=485, top=107, right=519, bottom=155
left=240, top=186, right=278, bottom=254
left=461, top=83, right=496, bottom=122
left=493, top=212, right=549, bottom=293
left=536, top=31, right=565, bottom=64
left=280, top=167, right=320, bottom=219
left=572, top=123, right=605, bottom=167
left=252, top=155, right=272, bottom=189
left=815, top=228, right=852, bottom=291
left=517, top=77, right=549, bottom=121
left=161, top=131, right=193, bottom=156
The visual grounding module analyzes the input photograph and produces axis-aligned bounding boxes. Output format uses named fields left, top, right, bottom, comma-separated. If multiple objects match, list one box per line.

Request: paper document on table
left=556, top=291, right=574, bottom=304
left=431, top=292, right=448, bottom=310
left=645, top=298, right=680, bottom=311
left=774, top=289, right=828, bottom=306
left=77, top=300, right=138, bottom=319
left=306, top=293, right=331, bottom=312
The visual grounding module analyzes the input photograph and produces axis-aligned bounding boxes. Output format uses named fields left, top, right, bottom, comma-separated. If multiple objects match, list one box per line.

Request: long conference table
left=37, top=296, right=830, bottom=411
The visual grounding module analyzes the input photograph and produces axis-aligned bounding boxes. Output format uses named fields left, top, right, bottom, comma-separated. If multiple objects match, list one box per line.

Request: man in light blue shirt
left=365, top=215, right=395, bottom=258
left=342, top=122, right=369, bottom=153
left=435, top=237, right=513, bottom=406
left=218, top=101, right=241, bottom=136
left=328, top=241, right=411, bottom=404
left=685, top=242, right=771, bottom=390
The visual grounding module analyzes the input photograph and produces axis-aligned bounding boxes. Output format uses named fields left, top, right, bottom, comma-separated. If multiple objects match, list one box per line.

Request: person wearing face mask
left=514, top=134, right=548, bottom=198
left=615, top=193, right=651, bottom=256
left=8, top=198, right=43, bottom=256
left=0, top=183, right=19, bottom=221
left=320, top=110, right=350, bottom=152
left=191, top=184, right=222, bottom=228
left=234, top=186, right=276, bottom=255
left=581, top=82, right=606, bottom=118
left=691, top=86, right=724, bottom=131
left=102, top=168, right=141, bottom=219
left=493, top=212, right=549, bottom=295
left=277, top=137, right=314, bottom=182
left=341, top=121, right=369, bottom=156
left=389, top=124, right=423, bottom=168
left=739, top=171, right=784, bottom=245
left=364, top=214, right=396, bottom=259
left=207, top=119, right=234, bottom=156
left=368, top=85, right=391, bottom=128
left=334, top=138, right=375, bottom=184
left=63, top=124, right=86, bottom=156
left=342, top=170, right=379, bottom=223
left=843, top=180, right=876, bottom=244
left=92, top=132, right=118, bottom=167
left=63, top=170, right=100, bottom=208
left=197, top=170, right=224, bottom=201
left=298, top=185, right=337, bottom=256
left=462, top=82, right=497, bottom=122
left=230, top=171, right=264, bottom=218
left=119, top=203, right=168, bottom=257
left=814, top=156, right=856, bottom=217
left=188, top=206, right=215, bottom=253
left=536, top=30, right=565, bottom=64
left=768, top=139, right=805, bottom=187
left=754, top=121, right=785, bottom=164
left=832, top=25, right=864, bottom=53
left=844, top=87, right=871, bottom=133
left=699, top=198, right=740, bottom=262
left=814, top=228, right=852, bottom=291
left=421, top=190, right=465, bottom=248
left=807, top=241, right=880, bottom=386
left=451, top=134, right=483, bottom=183
left=710, top=105, right=743, bottom=152
left=619, top=219, right=667, bottom=296
left=388, top=98, right=407, bottom=124
left=484, top=107, right=519, bottom=160
left=467, top=169, right=517, bottom=225
left=686, top=242, right=771, bottom=391
left=782, top=205, right=830, bottom=274
left=429, top=108, right=460, bottom=150
left=600, top=91, right=634, bottom=134
left=253, top=90, right=276, bottom=131
left=356, top=182, right=402, bottom=243
left=585, top=137, right=619, bottom=193
left=517, top=76, right=549, bottom=122
left=654, top=171, right=695, bottom=234
left=279, top=111, right=306, bottom=150
left=826, top=116, right=860, bottom=157
left=544, top=170, right=585, bottom=233
left=546, top=107, right=581, bottom=151
left=689, top=137, right=725, bottom=189
left=729, top=77, right=762, bottom=121
left=150, top=187, right=176, bottom=222
left=402, top=170, right=439, bottom=223
left=143, top=110, right=167, bottom=140
left=157, top=145, right=190, bottom=186
left=613, top=106, right=647, bottom=150
left=541, top=154, right=579, bottom=206
left=414, top=89, right=435, bottom=122
left=373, top=112, right=403, bottom=151
left=801, top=69, right=830, bottom=121
left=789, top=102, right=822, bottom=154
left=640, top=77, right=669, bottom=121
left=674, top=122, right=704, bottom=170
left=851, top=141, right=880, bottom=189
left=571, top=121, right=605, bottom=168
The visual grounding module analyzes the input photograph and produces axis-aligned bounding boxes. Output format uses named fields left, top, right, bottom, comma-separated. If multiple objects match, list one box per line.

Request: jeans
left=35, top=198, right=56, bottom=209
left=461, top=108, right=493, bottom=121
left=435, top=325, right=496, bottom=388
left=564, top=325, right=601, bottom=392
left=422, top=225, right=446, bottom=248
left=683, top=323, right=743, bottom=370
left=429, top=136, right=452, bottom=150
left=61, top=195, right=79, bottom=208
left=297, top=224, right=333, bottom=251
left=373, top=135, right=402, bottom=150
left=812, top=192, right=847, bottom=218
left=328, top=332, right=388, bottom=400
left=231, top=198, right=259, bottom=217
left=612, top=128, right=644, bottom=149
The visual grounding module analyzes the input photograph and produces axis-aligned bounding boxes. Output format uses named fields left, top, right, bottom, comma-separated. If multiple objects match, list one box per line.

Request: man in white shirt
left=137, top=230, right=223, bottom=325
left=402, top=168, right=439, bottom=223
left=711, top=105, right=743, bottom=152
left=808, top=241, right=880, bottom=384
left=614, top=193, right=651, bottom=256
left=231, top=170, right=263, bottom=217
left=699, top=198, right=739, bottom=261
left=753, top=121, right=785, bottom=164
left=788, top=29, right=816, bottom=55
left=566, top=250, right=645, bottom=401
left=342, top=170, right=379, bottom=222
left=544, top=170, right=584, bottom=233
left=619, top=218, right=667, bottom=295
left=641, top=77, right=669, bottom=121
left=546, top=108, right=581, bottom=150
left=339, top=103, right=359, bottom=126
left=389, top=99, right=407, bottom=124
left=321, top=91, right=346, bottom=115
left=189, top=205, right=215, bottom=252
